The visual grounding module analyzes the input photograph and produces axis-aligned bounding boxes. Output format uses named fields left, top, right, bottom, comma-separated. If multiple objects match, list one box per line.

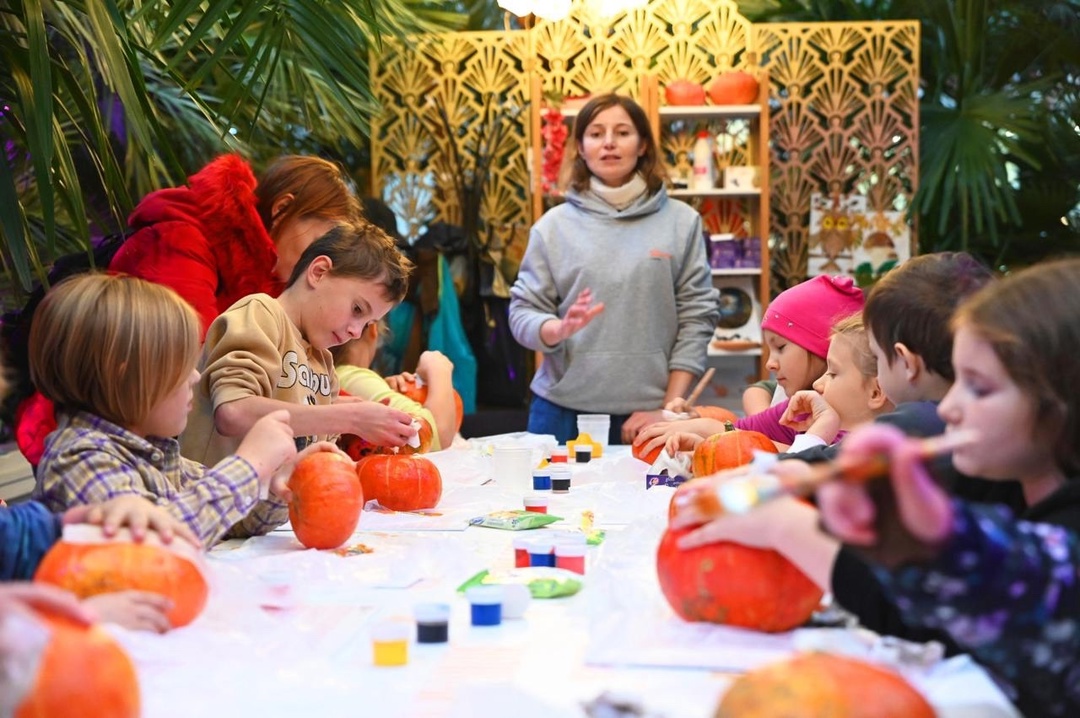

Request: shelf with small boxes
left=642, top=71, right=771, bottom=376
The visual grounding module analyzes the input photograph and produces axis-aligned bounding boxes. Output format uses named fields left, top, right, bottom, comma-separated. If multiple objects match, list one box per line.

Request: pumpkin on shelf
left=12, top=609, right=140, bottom=718
left=715, top=652, right=935, bottom=717
left=288, top=451, right=363, bottom=550
left=397, top=377, right=465, bottom=434
left=691, top=422, right=776, bottom=478
left=664, top=79, right=706, bottom=106
left=707, top=70, right=760, bottom=105
left=656, top=525, right=823, bottom=632
left=356, top=453, right=442, bottom=512
left=34, top=525, right=209, bottom=628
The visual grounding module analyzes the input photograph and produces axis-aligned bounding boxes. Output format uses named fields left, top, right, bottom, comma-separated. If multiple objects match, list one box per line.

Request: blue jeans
left=527, top=395, right=627, bottom=445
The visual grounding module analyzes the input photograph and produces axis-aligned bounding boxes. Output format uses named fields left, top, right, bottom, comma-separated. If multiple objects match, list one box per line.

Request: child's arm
left=214, top=396, right=415, bottom=448
left=780, top=390, right=842, bottom=446
left=83, top=591, right=173, bottom=633
left=414, top=351, right=457, bottom=450
left=632, top=417, right=730, bottom=458
left=742, top=380, right=777, bottom=415
left=0, top=502, right=62, bottom=581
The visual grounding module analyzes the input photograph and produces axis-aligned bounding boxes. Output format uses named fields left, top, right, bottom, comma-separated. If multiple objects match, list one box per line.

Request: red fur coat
left=111, top=154, right=283, bottom=334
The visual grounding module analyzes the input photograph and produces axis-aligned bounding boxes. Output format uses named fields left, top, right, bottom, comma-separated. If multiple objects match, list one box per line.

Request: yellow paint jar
left=371, top=620, right=410, bottom=667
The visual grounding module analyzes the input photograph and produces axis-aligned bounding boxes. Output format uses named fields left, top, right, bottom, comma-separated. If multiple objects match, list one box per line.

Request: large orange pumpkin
left=34, top=527, right=209, bottom=628
left=656, top=525, right=823, bottom=632
left=691, top=423, right=777, bottom=478
left=715, top=652, right=936, bottom=717
left=707, top=71, right=760, bottom=105
left=14, top=609, right=140, bottom=718
left=338, top=419, right=434, bottom=460
left=664, top=79, right=706, bottom=106
left=632, top=441, right=663, bottom=466
left=288, top=452, right=364, bottom=550
left=398, top=378, right=464, bottom=434
left=356, top=454, right=442, bottom=511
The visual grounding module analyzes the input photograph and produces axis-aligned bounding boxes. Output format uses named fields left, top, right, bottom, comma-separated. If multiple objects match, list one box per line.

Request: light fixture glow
left=497, top=0, right=645, bottom=22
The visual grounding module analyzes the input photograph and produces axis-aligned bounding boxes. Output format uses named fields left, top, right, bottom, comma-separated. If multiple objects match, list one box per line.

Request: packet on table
left=457, top=568, right=583, bottom=598
left=470, top=510, right=563, bottom=530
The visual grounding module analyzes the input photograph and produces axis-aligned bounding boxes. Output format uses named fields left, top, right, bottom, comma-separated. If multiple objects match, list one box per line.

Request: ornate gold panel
left=370, top=1, right=919, bottom=291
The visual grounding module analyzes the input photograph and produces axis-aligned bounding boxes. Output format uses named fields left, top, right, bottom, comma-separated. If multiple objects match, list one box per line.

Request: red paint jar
left=555, top=543, right=586, bottom=575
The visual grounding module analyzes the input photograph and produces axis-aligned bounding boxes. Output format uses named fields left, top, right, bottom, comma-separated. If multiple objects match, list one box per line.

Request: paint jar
left=491, top=446, right=534, bottom=493
left=532, top=468, right=552, bottom=491
left=527, top=538, right=556, bottom=568
left=501, top=583, right=532, bottom=620
left=523, top=495, right=549, bottom=514
left=551, top=467, right=571, bottom=494
left=575, top=444, right=593, bottom=464
left=413, top=603, right=450, bottom=644
left=466, top=585, right=504, bottom=627
left=555, top=543, right=587, bottom=575
left=371, top=620, right=410, bottom=666
left=512, top=536, right=532, bottom=568
left=550, top=447, right=569, bottom=463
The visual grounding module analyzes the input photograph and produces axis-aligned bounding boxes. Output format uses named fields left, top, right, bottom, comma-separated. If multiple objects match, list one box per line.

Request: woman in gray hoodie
left=510, top=94, right=718, bottom=444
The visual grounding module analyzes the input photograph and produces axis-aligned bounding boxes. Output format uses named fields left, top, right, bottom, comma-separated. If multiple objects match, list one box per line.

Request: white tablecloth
left=108, top=438, right=1018, bottom=718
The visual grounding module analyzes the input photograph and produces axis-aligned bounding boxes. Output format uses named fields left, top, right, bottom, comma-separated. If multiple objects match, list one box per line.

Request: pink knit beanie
left=761, top=275, right=865, bottom=359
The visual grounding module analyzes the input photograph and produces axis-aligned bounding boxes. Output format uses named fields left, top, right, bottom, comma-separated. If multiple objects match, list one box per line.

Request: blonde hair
left=831, top=313, right=877, bottom=381
left=29, top=274, right=201, bottom=428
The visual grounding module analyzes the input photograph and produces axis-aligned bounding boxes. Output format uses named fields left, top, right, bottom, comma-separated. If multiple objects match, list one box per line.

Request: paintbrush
left=674, top=430, right=979, bottom=518
left=685, top=367, right=716, bottom=409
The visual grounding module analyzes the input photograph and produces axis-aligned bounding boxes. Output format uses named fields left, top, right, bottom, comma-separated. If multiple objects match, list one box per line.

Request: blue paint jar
left=532, top=469, right=552, bottom=491
left=466, top=585, right=503, bottom=626
left=528, top=538, right=556, bottom=568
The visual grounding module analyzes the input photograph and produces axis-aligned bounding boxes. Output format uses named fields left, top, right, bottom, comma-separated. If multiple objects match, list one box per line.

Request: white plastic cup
left=491, top=446, right=535, bottom=492
left=577, top=414, right=611, bottom=447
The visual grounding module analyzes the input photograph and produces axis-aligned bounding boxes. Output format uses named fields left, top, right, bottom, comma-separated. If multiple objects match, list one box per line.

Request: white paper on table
left=586, top=614, right=796, bottom=672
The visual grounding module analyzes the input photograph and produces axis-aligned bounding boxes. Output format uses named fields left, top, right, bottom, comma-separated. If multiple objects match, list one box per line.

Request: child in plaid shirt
left=30, top=273, right=320, bottom=546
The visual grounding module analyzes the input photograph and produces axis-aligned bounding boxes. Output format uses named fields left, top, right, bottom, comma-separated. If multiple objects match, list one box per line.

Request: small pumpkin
left=691, top=422, right=776, bottom=478
left=707, top=70, right=759, bottom=105
left=288, top=451, right=364, bottom=550
left=695, top=405, right=739, bottom=424
left=632, top=441, right=663, bottom=466
left=34, top=525, right=209, bottom=628
left=356, top=454, right=443, bottom=512
left=398, top=378, right=465, bottom=434
left=14, top=609, right=140, bottom=718
left=656, top=525, right=823, bottom=632
left=715, top=652, right=935, bottom=717
left=337, top=417, right=434, bottom=459
left=664, top=79, right=706, bottom=106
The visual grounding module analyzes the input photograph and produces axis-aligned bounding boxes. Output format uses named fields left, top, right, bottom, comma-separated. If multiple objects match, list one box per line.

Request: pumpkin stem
left=723, top=421, right=736, bottom=432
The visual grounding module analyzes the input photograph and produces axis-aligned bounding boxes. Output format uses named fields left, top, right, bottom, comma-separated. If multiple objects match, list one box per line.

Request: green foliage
left=0, top=0, right=466, bottom=292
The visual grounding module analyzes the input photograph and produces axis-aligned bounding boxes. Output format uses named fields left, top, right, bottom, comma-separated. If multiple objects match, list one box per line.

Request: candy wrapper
left=470, top=510, right=563, bottom=530
left=457, top=568, right=583, bottom=598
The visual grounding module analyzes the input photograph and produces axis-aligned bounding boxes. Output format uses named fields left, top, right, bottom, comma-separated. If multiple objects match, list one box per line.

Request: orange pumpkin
left=667, top=477, right=706, bottom=520
left=288, top=452, right=363, bottom=550
left=664, top=79, right=706, bottom=106
left=14, top=610, right=140, bottom=718
left=632, top=441, right=663, bottom=466
left=715, top=652, right=936, bottom=717
left=656, top=525, right=823, bottom=632
left=691, top=423, right=777, bottom=478
left=34, top=528, right=209, bottom=628
left=398, top=378, right=465, bottom=434
left=337, top=417, right=434, bottom=459
left=356, top=454, right=442, bottom=512
left=695, top=405, right=739, bottom=424
left=707, top=70, right=760, bottom=105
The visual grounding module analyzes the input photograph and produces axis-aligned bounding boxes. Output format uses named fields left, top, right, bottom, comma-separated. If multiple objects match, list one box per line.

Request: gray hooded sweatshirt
left=509, top=186, right=719, bottom=415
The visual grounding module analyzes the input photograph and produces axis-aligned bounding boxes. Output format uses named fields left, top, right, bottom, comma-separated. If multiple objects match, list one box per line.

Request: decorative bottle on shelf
left=691, top=130, right=716, bottom=192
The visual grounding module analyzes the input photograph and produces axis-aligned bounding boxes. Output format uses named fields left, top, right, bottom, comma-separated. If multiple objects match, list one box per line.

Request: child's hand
left=268, top=441, right=351, bottom=502
left=236, top=409, right=298, bottom=482
left=662, top=397, right=700, bottom=418
left=634, top=417, right=725, bottom=451
left=819, top=424, right=955, bottom=566
left=780, top=390, right=841, bottom=443
left=83, top=591, right=173, bottom=633
left=384, top=372, right=415, bottom=393
left=675, top=494, right=818, bottom=551
left=344, top=401, right=416, bottom=448
left=63, top=496, right=200, bottom=548
left=0, top=583, right=94, bottom=626
left=415, top=351, right=454, bottom=382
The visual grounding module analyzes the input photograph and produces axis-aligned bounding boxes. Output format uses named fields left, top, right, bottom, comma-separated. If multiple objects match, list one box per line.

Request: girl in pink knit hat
left=634, top=274, right=865, bottom=452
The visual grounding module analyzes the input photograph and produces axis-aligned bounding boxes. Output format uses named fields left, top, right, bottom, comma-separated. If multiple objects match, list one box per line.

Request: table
left=109, top=435, right=1018, bottom=718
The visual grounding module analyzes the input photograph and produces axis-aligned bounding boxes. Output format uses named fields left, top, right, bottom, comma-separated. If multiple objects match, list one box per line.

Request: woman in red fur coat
left=15, top=154, right=361, bottom=464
